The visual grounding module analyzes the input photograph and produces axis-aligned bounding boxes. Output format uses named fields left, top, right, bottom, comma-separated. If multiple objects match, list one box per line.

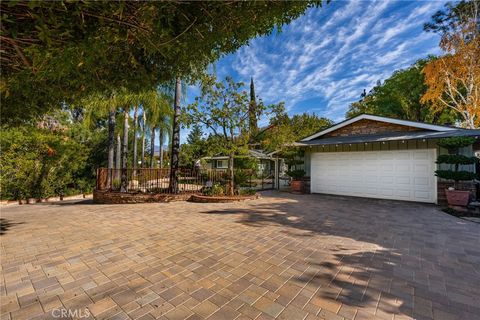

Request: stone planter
left=190, top=194, right=259, bottom=203
left=445, top=189, right=470, bottom=207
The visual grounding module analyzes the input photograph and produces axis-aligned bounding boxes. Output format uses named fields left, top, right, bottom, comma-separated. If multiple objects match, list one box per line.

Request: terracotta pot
left=291, top=180, right=304, bottom=193
left=445, top=189, right=470, bottom=207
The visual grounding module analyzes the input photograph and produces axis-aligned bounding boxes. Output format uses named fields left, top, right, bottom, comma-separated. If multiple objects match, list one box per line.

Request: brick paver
left=1, top=192, right=480, bottom=319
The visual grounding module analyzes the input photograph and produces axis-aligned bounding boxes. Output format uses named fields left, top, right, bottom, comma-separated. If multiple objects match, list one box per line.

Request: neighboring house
left=199, top=150, right=285, bottom=189
left=296, top=114, right=480, bottom=204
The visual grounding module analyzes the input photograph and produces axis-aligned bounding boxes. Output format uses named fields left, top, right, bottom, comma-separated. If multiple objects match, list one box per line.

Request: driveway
left=1, top=192, right=479, bottom=320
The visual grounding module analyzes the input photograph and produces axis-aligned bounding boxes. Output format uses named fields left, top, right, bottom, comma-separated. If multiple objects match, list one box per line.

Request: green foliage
left=204, top=183, right=225, bottom=196
left=239, top=188, right=257, bottom=196
left=257, top=108, right=333, bottom=151
left=234, top=157, right=258, bottom=170
left=437, top=137, right=476, bottom=149
left=234, top=170, right=252, bottom=187
left=2, top=1, right=322, bottom=124
left=346, top=58, right=458, bottom=124
left=435, top=137, right=476, bottom=185
left=180, top=124, right=205, bottom=167
left=436, top=154, right=478, bottom=165
left=435, top=170, right=476, bottom=181
left=424, top=0, right=479, bottom=35
left=286, top=169, right=306, bottom=179
left=0, top=109, right=107, bottom=200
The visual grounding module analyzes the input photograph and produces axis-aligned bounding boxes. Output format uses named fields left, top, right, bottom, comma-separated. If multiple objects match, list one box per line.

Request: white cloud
left=212, top=0, right=446, bottom=122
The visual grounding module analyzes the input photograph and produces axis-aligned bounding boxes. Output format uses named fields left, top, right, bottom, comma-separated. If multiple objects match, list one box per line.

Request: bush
left=234, top=170, right=251, bottom=187
left=204, top=183, right=224, bottom=196
left=239, top=188, right=257, bottom=196
left=435, top=137, right=476, bottom=189
left=435, top=170, right=476, bottom=181
left=436, top=154, right=477, bottom=165
left=437, top=137, right=476, bottom=150
left=286, top=169, right=306, bottom=179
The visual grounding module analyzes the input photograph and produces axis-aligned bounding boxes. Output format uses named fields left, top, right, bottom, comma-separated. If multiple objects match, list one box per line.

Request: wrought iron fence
left=96, top=168, right=275, bottom=194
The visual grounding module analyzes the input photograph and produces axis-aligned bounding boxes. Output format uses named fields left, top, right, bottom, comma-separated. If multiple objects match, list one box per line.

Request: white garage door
left=310, top=149, right=437, bottom=203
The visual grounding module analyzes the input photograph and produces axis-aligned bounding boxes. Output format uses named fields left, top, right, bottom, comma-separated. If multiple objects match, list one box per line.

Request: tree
left=249, top=78, right=258, bottom=135
left=169, top=78, right=182, bottom=192
left=1, top=1, right=323, bottom=124
left=424, top=0, right=479, bottom=35
left=421, top=1, right=479, bottom=128
left=257, top=107, right=333, bottom=152
left=346, top=59, right=459, bottom=124
left=179, top=124, right=206, bottom=168
left=0, top=109, right=106, bottom=201
left=185, top=76, right=268, bottom=195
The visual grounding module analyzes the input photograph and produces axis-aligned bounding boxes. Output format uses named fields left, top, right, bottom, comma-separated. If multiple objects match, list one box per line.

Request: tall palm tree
left=132, top=106, right=139, bottom=170
left=169, top=77, right=182, bottom=192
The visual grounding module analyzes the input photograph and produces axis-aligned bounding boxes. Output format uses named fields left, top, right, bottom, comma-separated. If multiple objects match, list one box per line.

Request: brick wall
left=93, top=190, right=192, bottom=204
left=324, top=119, right=422, bottom=137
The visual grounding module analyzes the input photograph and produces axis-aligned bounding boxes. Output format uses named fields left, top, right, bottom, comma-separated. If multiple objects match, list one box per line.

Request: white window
left=216, top=160, right=228, bottom=169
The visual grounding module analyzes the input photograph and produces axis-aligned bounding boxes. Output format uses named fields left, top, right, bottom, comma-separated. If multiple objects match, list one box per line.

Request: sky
left=185, top=0, right=447, bottom=129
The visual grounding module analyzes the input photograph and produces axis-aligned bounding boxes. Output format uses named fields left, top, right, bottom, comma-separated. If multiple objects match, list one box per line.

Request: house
left=296, top=114, right=480, bottom=204
left=199, top=149, right=285, bottom=190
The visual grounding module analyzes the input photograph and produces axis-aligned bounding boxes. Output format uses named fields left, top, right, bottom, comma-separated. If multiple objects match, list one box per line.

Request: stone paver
left=1, top=192, right=480, bottom=319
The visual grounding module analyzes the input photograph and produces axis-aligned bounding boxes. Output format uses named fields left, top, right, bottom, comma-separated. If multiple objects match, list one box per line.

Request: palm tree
left=132, top=106, right=139, bottom=170
left=169, top=77, right=182, bottom=193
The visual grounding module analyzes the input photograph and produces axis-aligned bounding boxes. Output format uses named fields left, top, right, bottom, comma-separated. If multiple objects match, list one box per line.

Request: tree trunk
left=121, top=109, right=129, bottom=192
left=132, top=106, right=138, bottom=171
left=227, top=153, right=235, bottom=196
left=169, top=77, right=181, bottom=193
left=116, top=133, right=121, bottom=182
left=159, top=127, right=164, bottom=168
left=107, top=109, right=116, bottom=185
left=141, top=112, right=146, bottom=168
left=150, top=126, right=156, bottom=168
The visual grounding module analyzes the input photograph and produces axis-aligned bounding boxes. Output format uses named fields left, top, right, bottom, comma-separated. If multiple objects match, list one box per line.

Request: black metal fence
left=96, top=168, right=275, bottom=194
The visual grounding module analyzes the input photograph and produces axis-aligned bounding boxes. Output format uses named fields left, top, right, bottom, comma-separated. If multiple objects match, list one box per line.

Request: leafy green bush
left=435, top=137, right=476, bottom=188
left=234, top=170, right=252, bottom=187
left=437, top=137, right=476, bottom=150
left=239, top=188, right=257, bottom=196
left=204, top=183, right=224, bottom=196
left=435, top=170, right=476, bottom=181
left=286, top=169, right=306, bottom=179
left=436, top=154, right=477, bottom=165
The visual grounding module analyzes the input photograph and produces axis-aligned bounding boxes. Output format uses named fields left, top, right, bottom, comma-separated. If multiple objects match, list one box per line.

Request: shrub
left=286, top=169, right=306, bottom=179
left=234, top=170, right=251, bottom=187
left=239, top=188, right=257, bottom=196
left=204, top=183, right=224, bottom=196
left=435, top=137, right=476, bottom=189
left=437, top=137, right=476, bottom=151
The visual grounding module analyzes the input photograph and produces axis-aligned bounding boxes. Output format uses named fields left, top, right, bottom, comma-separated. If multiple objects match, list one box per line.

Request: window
left=216, top=159, right=228, bottom=169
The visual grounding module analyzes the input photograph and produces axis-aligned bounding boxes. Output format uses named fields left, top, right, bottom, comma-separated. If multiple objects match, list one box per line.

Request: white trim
left=301, top=114, right=456, bottom=141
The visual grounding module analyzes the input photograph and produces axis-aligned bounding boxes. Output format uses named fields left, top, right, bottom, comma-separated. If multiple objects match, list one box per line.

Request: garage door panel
left=311, top=149, right=436, bottom=203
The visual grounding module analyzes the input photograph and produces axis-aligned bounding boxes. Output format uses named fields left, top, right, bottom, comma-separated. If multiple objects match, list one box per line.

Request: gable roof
left=301, top=114, right=457, bottom=142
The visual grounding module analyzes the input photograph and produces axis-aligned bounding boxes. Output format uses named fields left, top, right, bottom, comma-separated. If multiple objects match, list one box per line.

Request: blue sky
left=185, top=0, right=446, bottom=127
left=178, top=0, right=448, bottom=144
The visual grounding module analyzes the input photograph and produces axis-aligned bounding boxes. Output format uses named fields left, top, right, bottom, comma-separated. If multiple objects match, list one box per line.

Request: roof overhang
left=301, top=114, right=457, bottom=142
left=295, top=129, right=480, bottom=147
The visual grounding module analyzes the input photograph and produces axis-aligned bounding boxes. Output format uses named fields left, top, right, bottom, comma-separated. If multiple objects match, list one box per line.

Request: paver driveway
left=1, top=192, right=479, bottom=320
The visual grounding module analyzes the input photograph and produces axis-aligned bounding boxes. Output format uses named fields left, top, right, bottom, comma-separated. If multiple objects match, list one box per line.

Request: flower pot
left=291, top=180, right=304, bottom=193
left=445, top=189, right=470, bottom=207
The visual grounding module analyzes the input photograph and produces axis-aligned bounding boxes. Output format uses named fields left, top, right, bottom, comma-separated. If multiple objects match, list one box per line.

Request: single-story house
left=296, top=114, right=480, bottom=204
left=199, top=149, right=286, bottom=189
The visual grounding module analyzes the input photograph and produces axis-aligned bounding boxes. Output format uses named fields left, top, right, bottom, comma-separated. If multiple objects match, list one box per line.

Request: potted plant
left=436, top=137, right=477, bottom=207
left=287, top=169, right=307, bottom=192
left=284, top=148, right=307, bottom=193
